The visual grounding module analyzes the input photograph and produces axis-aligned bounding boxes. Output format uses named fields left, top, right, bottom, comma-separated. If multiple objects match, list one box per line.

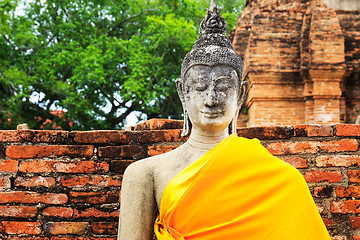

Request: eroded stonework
left=233, top=0, right=360, bottom=127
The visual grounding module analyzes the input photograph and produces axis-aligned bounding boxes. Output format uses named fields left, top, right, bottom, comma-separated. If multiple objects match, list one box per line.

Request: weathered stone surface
left=134, top=119, right=184, bottom=131
left=43, top=222, right=89, bottom=235
left=237, top=126, right=294, bottom=140
left=72, top=130, right=131, bottom=144
left=233, top=0, right=359, bottom=127
left=6, top=145, right=94, bottom=159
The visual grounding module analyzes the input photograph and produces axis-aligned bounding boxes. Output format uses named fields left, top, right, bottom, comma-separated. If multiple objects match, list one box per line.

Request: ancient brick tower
left=232, top=0, right=360, bottom=127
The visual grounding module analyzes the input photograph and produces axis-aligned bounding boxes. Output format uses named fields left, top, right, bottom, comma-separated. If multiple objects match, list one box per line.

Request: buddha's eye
left=216, top=82, right=232, bottom=91
left=215, top=77, right=235, bottom=91
left=194, top=82, right=207, bottom=91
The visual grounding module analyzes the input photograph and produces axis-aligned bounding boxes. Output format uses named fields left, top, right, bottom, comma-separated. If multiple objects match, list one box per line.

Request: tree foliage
left=0, top=0, right=245, bottom=130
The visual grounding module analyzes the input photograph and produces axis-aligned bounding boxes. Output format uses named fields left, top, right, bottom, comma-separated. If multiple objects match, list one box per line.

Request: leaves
left=0, top=0, right=245, bottom=130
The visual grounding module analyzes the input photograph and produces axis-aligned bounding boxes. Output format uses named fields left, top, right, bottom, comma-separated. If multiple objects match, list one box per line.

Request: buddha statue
left=118, top=1, right=331, bottom=239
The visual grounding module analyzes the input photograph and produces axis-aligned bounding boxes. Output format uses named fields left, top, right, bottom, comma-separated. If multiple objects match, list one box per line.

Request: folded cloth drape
left=154, top=134, right=331, bottom=240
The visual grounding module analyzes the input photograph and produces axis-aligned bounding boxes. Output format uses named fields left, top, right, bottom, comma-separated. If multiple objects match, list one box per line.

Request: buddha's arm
left=118, top=161, right=157, bottom=240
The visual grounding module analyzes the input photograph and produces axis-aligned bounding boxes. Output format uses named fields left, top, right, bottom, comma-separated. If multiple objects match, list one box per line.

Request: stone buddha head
left=176, top=0, right=248, bottom=137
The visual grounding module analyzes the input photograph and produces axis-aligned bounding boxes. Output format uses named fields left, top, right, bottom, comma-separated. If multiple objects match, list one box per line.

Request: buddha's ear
left=176, top=78, right=192, bottom=137
left=238, top=81, right=248, bottom=109
left=176, top=78, right=185, bottom=104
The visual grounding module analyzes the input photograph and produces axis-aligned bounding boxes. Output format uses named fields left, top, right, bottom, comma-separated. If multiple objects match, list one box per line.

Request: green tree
left=0, top=0, right=245, bottom=130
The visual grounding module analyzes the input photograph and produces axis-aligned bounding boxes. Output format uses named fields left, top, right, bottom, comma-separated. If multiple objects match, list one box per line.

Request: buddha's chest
left=153, top=163, right=186, bottom=210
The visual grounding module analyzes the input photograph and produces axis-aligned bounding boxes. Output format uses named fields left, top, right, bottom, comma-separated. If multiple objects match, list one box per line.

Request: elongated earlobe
left=176, top=78, right=192, bottom=137
left=229, top=81, right=248, bottom=135
left=238, top=81, right=248, bottom=107
left=182, top=110, right=192, bottom=137
left=228, top=110, right=239, bottom=135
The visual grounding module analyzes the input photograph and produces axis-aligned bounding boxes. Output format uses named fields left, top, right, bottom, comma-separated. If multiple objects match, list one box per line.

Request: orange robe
left=154, top=134, right=331, bottom=240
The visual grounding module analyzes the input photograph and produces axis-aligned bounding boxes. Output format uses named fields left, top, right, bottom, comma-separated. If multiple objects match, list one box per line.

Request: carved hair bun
left=181, top=0, right=243, bottom=80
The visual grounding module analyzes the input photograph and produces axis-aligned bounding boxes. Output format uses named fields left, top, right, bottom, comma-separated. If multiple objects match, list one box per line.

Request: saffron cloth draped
left=154, top=134, right=331, bottom=240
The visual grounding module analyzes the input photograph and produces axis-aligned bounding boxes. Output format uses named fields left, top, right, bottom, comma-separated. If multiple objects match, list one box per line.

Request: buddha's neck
left=186, top=127, right=229, bottom=151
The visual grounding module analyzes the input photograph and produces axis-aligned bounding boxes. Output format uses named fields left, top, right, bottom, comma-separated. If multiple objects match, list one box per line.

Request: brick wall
left=324, top=0, right=360, bottom=11
left=233, top=0, right=360, bottom=127
left=0, top=119, right=360, bottom=239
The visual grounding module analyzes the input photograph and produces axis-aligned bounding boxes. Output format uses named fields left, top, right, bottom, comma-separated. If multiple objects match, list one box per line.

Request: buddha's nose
left=204, top=88, right=219, bottom=107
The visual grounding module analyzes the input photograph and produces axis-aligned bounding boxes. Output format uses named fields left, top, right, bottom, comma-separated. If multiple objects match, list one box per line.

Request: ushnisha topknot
left=181, top=0, right=243, bottom=80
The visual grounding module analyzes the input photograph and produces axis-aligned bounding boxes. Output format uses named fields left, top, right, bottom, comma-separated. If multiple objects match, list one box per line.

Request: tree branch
left=3, top=35, right=16, bottom=51
left=116, top=104, right=134, bottom=124
left=123, top=8, right=157, bottom=23
left=108, top=8, right=157, bottom=36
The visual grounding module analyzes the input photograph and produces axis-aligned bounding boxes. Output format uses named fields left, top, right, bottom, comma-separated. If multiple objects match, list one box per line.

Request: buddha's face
left=181, top=65, right=240, bottom=132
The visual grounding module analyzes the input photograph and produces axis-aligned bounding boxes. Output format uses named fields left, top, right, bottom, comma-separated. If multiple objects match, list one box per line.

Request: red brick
left=322, top=218, right=333, bottom=227
left=134, top=119, right=183, bottom=131
left=349, top=170, right=360, bottom=183
left=135, top=130, right=186, bottom=144
left=31, top=130, right=69, bottom=143
left=314, top=186, right=333, bottom=198
left=61, top=175, right=121, bottom=188
left=336, top=185, right=360, bottom=198
left=17, top=130, right=69, bottom=143
left=237, top=126, right=293, bottom=140
left=317, top=205, right=324, bottom=214
left=43, top=222, right=89, bottom=235
left=53, top=161, right=109, bottom=174
left=316, top=155, right=360, bottom=167
left=331, top=200, right=360, bottom=214
left=110, top=160, right=134, bottom=174
left=91, top=222, right=118, bottom=235
left=69, top=192, right=118, bottom=204
left=267, top=139, right=358, bottom=156
left=320, top=139, right=358, bottom=152
left=0, top=131, right=20, bottom=142
left=8, top=238, right=49, bottom=240
left=293, top=125, right=307, bottom=137
left=14, top=176, right=55, bottom=187
left=304, top=170, right=342, bottom=183
left=16, top=130, right=34, bottom=142
left=332, top=236, right=347, bottom=240
left=266, top=141, right=320, bottom=155
left=148, top=146, right=179, bottom=156
left=0, top=160, right=18, bottom=172
left=0, top=191, right=67, bottom=204
left=41, top=193, right=68, bottom=204
left=50, top=238, right=114, bottom=240
left=0, top=176, right=11, bottom=189
left=279, top=156, right=307, bottom=168
left=73, top=208, right=119, bottom=219
left=42, top=207, right=74, bottom=218
left=73, top=131, right=131, bottom=144
left=2, top=221, right=41, bottom=235
left=6, top=145, right=94, bottom=159
left=98, top=145, right=144, bottom=159
left=19, top=160, right=109, bottom=173
left=336, top=124, right=360, bottom=136
left=19, top=160, right=55, bottom=173
left=0, top=206, right=37, bottom=218
left=294, top=125, right=333, bottom=137
left=350, top=217, right=360, bottom=229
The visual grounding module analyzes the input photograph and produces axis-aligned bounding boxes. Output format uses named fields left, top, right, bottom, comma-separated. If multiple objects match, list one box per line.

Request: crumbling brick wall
left=0, top=119, right=359, bottom=240
left=233, top=0, right=360, bottom=127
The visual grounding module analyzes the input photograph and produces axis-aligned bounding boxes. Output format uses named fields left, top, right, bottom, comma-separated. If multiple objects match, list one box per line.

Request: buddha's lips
left=200, top=111, right=223, bottom=118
